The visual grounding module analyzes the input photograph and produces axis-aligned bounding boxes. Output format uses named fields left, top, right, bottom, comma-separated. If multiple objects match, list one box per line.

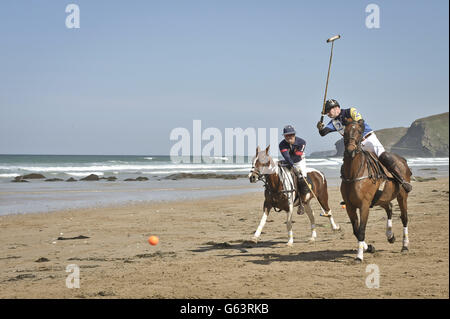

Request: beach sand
left=0, top=177, right=448, bottom=299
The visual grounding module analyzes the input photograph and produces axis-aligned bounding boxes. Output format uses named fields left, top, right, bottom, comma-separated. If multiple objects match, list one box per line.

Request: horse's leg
left=356, top=203, right=374, bottom=261
left=316, top=183, right=332, bottom=217
left=286, top=202, right=294, bottom=246
left=345, top=202, right=367, bottom=260
left=397, top=191, right=409, bottom=252
left=304, top=201, right=317, bottom=242
left=252, top=201, right=271, bottom=243
left=381, top=202, right=395, bottom=243
left=316, top=180, right=339, bottom=231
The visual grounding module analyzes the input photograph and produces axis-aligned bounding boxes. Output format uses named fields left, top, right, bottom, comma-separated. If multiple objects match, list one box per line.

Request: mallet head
left=326, top=35, right=341, bottom=43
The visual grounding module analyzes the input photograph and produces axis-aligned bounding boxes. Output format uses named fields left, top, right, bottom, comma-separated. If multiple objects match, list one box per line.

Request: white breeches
left=361, top=133, right=385, bottom=157
left=293, top=159, right=307, bottom=176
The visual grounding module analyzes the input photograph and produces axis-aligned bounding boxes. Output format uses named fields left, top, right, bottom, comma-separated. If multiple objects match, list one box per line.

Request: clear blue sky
left=0, top=0, right=448, bottom=155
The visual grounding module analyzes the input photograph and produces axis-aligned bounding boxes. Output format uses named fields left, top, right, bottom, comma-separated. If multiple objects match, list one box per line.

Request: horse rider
left=279, top=125, right=311, bottom=215
left=316, top=99, right=412, bottom=193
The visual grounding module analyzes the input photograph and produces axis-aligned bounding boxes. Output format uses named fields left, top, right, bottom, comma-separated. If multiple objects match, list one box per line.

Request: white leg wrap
left=357, top=241, right=365, bottom=260
left=403, top=226, right=409, bottom=247
left=386, top=219, right=393, bottom=239
left=254, top=212, right=268, bottom=238
left=329, top=216, right=339, bottom=230
left=360, top=241, right=368, bottom=251
left=288, top=230, right=294, bottom=245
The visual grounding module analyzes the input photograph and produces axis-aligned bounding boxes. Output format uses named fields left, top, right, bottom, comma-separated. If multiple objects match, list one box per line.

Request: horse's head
left=343, top=119, right=365, bottom=158
left=248, top=145, right=276, bottom=183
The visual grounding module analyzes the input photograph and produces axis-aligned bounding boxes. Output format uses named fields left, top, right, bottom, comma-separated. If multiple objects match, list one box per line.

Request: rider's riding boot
left=296, top=177, right=311, bottom=215
left=379, top=152, right=412, bottom=193
left=298, top=176, right=312, bottom=195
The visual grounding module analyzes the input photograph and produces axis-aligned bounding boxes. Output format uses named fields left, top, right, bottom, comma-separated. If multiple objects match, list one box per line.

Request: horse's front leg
left=355, top=203, right=375, bottom=262
left=252, top=201, right=271, bottom=243
left=286, top=202, right=294, bottom=247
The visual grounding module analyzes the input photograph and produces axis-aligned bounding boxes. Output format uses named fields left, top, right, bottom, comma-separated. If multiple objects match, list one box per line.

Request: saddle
left=278, top=160, right=314, bottom=198
left=340, top=151, right=394, bottom=181
left=365, top=151, right=394, bottom=180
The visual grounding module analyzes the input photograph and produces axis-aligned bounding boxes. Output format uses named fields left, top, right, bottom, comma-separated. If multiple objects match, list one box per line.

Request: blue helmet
left=282, top=125, right=296, bottom=136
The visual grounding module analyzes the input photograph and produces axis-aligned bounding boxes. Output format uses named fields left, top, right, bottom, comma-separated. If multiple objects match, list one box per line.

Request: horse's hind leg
left=316, top=181, right=340, bottom=230
left=397, top=191, right=409, bottom=252
left=304, top=201, right=317, bottom=242
left=252, top=201, right=271, bottom=243
left=381, top=202, right=395, bottom=243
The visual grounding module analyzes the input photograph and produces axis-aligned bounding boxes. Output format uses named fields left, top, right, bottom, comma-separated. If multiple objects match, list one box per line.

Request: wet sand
left=0, top=177, right=448, bottom=298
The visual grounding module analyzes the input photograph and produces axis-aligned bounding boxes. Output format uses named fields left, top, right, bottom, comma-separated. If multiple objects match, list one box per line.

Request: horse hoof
left=286, top=242, right=293, bottom=247
left=308, top=237, right=315, bottom=243
left=366, top=244, right=376, bottom=253
left=251, top=237, right=259, bottom=244
left=388, top=235, right=396, bottom=244
left=401, top=246, right=409, bottom=252
left=354, top=257, right=363, bottom=263
left=333, top=226, right=341, bottom=232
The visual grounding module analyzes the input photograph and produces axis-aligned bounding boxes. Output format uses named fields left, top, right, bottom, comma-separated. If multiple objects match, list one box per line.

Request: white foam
left=142, top=168, right=250, bottom=175
left=0, top=173, right=20, bottom=178
left=0, top=163, right=252, bottom=172
left=66, top=172, right=105, bottom=177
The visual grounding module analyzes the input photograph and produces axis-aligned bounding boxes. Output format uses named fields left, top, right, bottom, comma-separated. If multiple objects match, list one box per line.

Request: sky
left=0, top=0, right=448, bottom=155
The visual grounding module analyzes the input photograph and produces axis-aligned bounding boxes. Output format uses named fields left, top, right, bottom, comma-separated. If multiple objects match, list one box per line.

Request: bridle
left=342, top=122, right=366, bottom=183
left=249, top=158, right=295, bottom=196
left=343, top=122, right=363, bottom=159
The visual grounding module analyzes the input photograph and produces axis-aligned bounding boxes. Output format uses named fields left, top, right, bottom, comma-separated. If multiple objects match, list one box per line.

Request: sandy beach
left=0, top=177, right=448, bottom=299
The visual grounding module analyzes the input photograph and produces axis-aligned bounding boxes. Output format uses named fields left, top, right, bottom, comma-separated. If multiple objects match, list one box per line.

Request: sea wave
left=0, top=157, right=446, bottom=178
left=0, top=163, right=252, bottom=172
left=406, top=157, right=449, bottom=166
left=0, top=173, right=20, bottom=178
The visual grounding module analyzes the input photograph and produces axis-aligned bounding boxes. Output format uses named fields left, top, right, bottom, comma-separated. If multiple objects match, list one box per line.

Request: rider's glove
left=317, top=121, right=325, bottom=131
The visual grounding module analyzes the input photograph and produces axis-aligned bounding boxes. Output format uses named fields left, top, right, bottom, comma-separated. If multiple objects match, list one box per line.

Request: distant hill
left=391, top=112, right=449, bottom=157
left=309, top=112, right=449, bottom=158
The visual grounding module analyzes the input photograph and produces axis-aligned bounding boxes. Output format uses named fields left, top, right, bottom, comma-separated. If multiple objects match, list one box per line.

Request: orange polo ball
left=341, top=204, right=346, bottom=209
left=148, top=236, right=159, bottom=246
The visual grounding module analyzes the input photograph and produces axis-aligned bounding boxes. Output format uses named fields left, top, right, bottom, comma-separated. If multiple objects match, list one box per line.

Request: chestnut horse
left=248, top=145, right=340, bottom=247
left=341, top=120, right=411, bottom=262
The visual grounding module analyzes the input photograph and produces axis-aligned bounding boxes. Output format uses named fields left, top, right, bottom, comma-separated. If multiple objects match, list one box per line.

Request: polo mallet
left=320, top=34, right=341, bottom=124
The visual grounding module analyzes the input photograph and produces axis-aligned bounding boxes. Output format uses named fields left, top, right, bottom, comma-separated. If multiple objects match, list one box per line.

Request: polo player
left=317, top=99, right=412, bottom=193
left=279, top=125, right=311, bottom=215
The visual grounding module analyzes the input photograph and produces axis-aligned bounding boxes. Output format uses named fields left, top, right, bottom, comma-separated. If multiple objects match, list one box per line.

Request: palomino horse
left=341, top=120, right=411, bottom=262
left=248, top=145, right=340, bottom=246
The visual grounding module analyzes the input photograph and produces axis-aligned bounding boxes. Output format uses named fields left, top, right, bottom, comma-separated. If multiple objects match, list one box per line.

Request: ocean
left=0, top=155, right=448, bottom=215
